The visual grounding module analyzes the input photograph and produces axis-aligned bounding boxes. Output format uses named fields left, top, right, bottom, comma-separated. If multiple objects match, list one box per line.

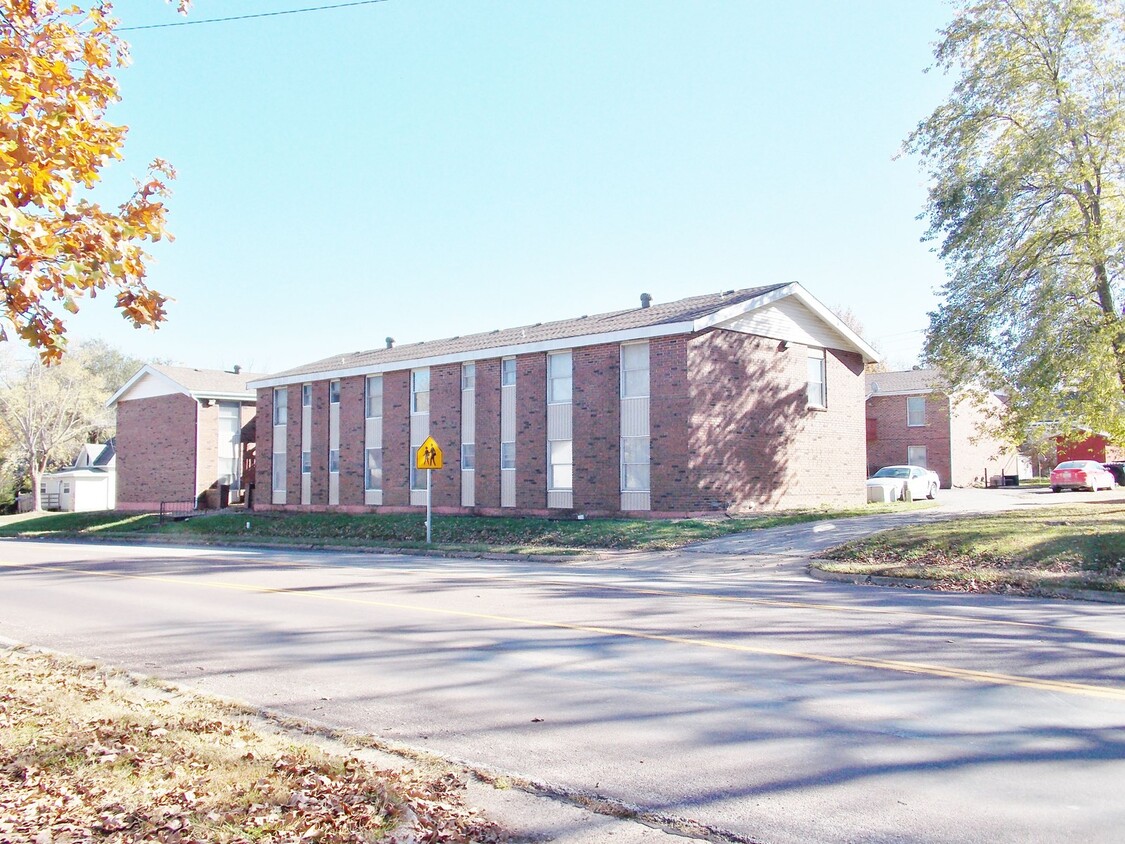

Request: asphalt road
left=1, top=492, right=1123, bottom=843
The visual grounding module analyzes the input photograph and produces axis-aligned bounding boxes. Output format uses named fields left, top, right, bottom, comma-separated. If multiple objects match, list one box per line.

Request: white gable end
left=717, top=296, right=854, bottom=352
left=118, top=371, right=187, bottom=402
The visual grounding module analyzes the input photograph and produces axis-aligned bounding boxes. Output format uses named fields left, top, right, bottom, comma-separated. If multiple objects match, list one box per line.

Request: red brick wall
left=287, top=386, right=303, bottom=504
left=382, top=371, right=410, bottom=506
left=650, top=336, right=690, bottom=513
left=309, top=381, right=329, bottom=505
left=573, top=343, right=621, bottom=513
left=254, top=389, right=272, bottom=509
left=195, top=401, right=219, bottom=508
left=339, top=375, right=366, bottom=505
left=680, top=330, right=866, bottom=510
left=865, top=393, right=952, bottom=486
left=430, top=363, right=462, bottom=508
left=474, top=359, right=501, bottom=509
left=116, top=393, right=198, bottom=509
left=516, top=353, right=547, bottom=509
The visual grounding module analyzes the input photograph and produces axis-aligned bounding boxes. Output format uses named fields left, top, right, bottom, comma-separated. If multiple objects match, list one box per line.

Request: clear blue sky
left=64, top=0, right=955, bottom=374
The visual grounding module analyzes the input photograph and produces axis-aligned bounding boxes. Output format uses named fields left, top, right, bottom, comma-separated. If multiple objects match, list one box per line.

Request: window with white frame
left=907, top=446, right=928, bottom=467
left=329, top=449, right=339, bottom=474
left=548, top=440, right=573, bottom=490
left=411, top=369, right=430, bottom=413
left=329, top=380, right=340, bottom=404
left=462, top=362, right=476, bottom=391
left=907, top=396, right=926, bottom=427
left=461, top=443, right=475, bottom=471
left=501, top=358, right=517, bottom=387
left=365, top=448, right=382, bottom=490
left=621, top=342, right=649, bottom=398
left=807, top=349, right=827, bottom=408
left=500, top=441, right=516, bottom=471
left=302, top=384, right=312, bottom=407
left=365, top=375, right=383, bottom=419
left=621, top=436, right=650, bottom=491
left=548, top=351, right=572, bottom=404
left=273, top=388, right=288, bottom=426
left=301, top=450, right=311, bottom=474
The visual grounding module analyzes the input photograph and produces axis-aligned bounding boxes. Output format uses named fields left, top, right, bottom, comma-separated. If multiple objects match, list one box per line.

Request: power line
left=118, top=0, right=390, bottom=32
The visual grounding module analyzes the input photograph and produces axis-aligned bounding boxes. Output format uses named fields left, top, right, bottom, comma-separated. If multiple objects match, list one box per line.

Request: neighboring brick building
left=109, top=365, right=264, bottom=510
left=865, top=368, right=1020, bottom=488
left=249, top=283, right=879, bottom=516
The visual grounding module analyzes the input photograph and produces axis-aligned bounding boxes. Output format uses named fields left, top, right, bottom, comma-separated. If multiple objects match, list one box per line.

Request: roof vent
left=640, top=293, right=652, bottom=309
left=231, top=364, right=241, bottom=374
left=385, top=337, right=395, bottom=349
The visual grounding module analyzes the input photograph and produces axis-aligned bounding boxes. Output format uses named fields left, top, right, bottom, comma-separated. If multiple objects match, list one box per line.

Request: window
left=622, top=436, right=650, bottom=491
left=621, top=342, right=649, bottom=398
left=301, top=451, right=311, bottom=474
left=501, top=441, right=516, bottom=470
left=272, top=456, right=286, bottom=492
left=807, top=349, right=827, bottom=408
left=501, top=358, right=517, bottom=386
left=62, top=482, right=70, bottom=494
left=329, top=380, right=340, bottom=404
left=410, top=448, right=428, bottom=491
left=217, top=402, right=241, bottom=486
left=461, top=443, right=476, bottom=471
left=273, top=388, right=288, bottom=426
left=412, top=369, right=430, bottom=414
left=329, top=449, right=339, bottom=474
left=548, top=440, right=573, bottom=490
left=548, top=351, right=572, bottom=404
left=907, top=396, right=926, bottom=427
left=365, top=449, right=383, bottom=490
left=365, top=375, right=383, bottom=419
left=462, top=363, right=476, bottom=391
left=907, top=446, right=928, bottom=467
left=302, top=384, right=312, bottom=407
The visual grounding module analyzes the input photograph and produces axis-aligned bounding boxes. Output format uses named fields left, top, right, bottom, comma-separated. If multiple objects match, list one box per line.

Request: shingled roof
left=262, top=284, right=797, bottom=383
left=866, top=367, right=949, bottom=396
left=148, top=365, right=265, bottom=397
left=108, top=364, right=268, bottom=407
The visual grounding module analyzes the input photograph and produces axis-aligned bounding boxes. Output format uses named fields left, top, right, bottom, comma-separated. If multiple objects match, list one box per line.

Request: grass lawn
left=0, top=502, right=932, bottom=555
left=0, top=648, right=502, bottom=843
left=814, top=503, right=1125, bottom=595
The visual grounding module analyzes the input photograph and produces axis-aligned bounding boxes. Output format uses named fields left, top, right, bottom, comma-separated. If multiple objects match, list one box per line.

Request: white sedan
left=866, top=465, right=940, bottom=502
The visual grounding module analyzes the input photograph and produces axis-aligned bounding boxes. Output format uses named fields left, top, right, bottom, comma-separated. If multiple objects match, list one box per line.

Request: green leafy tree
left=907, top=0, right=1125, bottom=441
left=0, top=0, right=187, bottom=364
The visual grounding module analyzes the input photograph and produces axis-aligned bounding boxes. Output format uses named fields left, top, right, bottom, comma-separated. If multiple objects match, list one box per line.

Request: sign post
left=415, top=436, right=443, bottom=544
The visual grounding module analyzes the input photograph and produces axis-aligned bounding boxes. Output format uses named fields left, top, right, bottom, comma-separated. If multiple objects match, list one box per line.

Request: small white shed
left=39, top=442, right=117, bottom=512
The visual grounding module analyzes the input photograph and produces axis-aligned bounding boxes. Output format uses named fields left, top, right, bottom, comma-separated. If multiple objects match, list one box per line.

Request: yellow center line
left=6, top=560, right=1125, bottom=702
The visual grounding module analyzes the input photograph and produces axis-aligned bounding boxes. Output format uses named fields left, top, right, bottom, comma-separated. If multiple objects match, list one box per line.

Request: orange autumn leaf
left=1, top=0, right=176, bottom=364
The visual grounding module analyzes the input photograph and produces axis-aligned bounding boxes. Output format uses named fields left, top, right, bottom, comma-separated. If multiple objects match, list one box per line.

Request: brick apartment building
left=865, top=368, right=1020, bottom=488
left=248, top=283, right=879, bottom=516
left=109, top=365, right=264, bottom=510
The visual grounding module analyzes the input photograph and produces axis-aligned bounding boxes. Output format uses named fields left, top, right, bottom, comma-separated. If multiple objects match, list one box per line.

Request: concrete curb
left=807, top=566, right=1125, bottom=604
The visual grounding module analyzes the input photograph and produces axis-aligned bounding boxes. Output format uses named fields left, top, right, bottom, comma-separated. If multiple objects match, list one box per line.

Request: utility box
left=867, top=485, right=896, bottom=503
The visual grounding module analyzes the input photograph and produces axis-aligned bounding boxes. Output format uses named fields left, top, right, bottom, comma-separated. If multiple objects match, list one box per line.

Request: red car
left=1050, top=460, right=1116, bottom=492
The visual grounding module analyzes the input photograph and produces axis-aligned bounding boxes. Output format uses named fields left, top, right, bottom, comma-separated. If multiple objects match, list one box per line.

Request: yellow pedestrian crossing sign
left=416, top=436, right=443, bottom=470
